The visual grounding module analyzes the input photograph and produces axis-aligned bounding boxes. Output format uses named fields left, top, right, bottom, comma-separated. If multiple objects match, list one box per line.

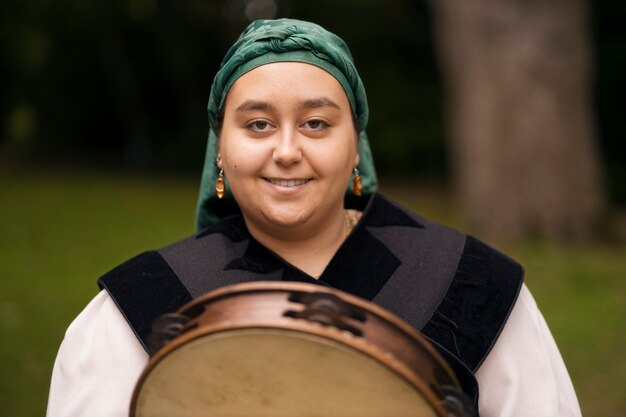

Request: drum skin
left=130, top=281, right=465, bottom=417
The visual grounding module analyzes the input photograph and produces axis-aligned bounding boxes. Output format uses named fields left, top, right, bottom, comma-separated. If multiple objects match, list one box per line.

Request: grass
left=1, top=168, right=624, bottom=417
left=510, top=242, right=625, bottom=416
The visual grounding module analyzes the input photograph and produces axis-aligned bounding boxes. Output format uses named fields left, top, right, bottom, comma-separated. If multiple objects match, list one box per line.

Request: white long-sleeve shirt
left=46, top=283, right=581, bottom=417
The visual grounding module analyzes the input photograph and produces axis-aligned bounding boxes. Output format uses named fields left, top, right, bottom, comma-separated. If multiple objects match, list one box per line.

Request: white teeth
left=267, top=178, right=309, bottom=187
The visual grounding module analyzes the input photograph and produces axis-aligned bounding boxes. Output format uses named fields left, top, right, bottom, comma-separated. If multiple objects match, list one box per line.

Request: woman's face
left=218, top=62, right=359, bottom=233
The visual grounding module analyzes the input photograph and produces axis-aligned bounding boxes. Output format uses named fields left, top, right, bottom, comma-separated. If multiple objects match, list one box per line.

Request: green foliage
left=0, top=0, right=445, bottom=175
left=591, top=1, right=626, bottom=204
left=1, top=169, right=624, bottom=416
left=1, top=0, right=623, bottom=203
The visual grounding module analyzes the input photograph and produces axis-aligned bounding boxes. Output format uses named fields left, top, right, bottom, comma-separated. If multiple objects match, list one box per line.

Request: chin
left=261, top=206, right=311, bottom=229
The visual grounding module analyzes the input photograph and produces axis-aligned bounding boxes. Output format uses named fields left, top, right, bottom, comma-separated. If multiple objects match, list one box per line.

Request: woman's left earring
left=216, top=169, right=225, bottom=199
left=352, top=167, right=362, bottom=196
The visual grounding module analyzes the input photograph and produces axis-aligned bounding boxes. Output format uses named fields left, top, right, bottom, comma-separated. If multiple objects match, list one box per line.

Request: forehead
left=225, top=62, right=351, bottom=109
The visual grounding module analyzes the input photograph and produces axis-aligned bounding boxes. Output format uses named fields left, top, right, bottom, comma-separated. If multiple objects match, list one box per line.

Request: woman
left=47, top=19, right=581, bottom=417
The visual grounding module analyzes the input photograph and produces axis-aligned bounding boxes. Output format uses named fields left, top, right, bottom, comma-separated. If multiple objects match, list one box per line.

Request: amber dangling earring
left=352, top=167, right=362, bottom=196
left=215, top=169, right=225, bottom=199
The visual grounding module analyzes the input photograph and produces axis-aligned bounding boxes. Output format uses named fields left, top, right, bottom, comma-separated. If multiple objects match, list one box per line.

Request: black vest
left=98, top=194, right=523, bottom=413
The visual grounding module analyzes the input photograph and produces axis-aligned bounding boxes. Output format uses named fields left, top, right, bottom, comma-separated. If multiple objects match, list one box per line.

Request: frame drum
left=130, top=282, right=471, bottom=417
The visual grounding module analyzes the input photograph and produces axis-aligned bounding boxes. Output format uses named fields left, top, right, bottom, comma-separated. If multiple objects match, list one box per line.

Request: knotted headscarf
left=196, top=18, right=378, bottom=231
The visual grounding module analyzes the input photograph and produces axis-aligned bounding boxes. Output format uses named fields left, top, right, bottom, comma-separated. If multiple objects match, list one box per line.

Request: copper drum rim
left=130, top=281, right=463, bottom=417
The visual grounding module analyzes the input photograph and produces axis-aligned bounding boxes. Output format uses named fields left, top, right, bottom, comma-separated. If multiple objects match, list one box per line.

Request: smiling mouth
left=264, top=178, right=312, bottom=187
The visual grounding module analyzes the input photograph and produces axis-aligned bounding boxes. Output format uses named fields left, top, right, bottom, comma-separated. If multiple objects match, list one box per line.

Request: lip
left=262, top=177, right=313, bottom=191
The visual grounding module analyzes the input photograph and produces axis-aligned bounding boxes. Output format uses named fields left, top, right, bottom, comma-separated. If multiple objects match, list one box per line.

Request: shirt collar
left=200, top=194, right=423, bottom=301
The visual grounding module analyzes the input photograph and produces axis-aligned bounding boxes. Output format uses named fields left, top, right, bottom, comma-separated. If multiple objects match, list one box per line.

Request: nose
left=272, top=128, right=302, bottom=165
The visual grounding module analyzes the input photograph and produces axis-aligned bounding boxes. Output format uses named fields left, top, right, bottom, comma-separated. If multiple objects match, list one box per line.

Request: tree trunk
left=430, top=0, right=604, bottom=239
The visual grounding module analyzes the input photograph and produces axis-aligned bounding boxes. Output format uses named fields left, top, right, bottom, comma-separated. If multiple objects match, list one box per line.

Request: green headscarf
left=196, top=18, right=378, bottom=231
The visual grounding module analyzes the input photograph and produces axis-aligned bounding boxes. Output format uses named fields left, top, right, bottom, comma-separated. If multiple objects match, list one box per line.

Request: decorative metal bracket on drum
left=147, top=313, right=190, bottom=354
left=283, top=292, right=366, bottom=337
left=439, top=385, right=474, bottom=417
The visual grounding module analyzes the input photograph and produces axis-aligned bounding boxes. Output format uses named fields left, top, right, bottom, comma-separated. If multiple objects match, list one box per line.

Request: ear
left=353, top=149, right=360, bottom=168
left=215, top=153, right=224, bottom=170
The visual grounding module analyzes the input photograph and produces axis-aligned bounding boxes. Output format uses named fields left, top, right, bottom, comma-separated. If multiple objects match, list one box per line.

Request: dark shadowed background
left=1, top=1, right=624, bottom=416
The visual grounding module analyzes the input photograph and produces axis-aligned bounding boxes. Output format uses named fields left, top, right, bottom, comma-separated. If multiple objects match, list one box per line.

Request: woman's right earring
left=215, top=169, right=225, bottom=199
left=352, top=167, right=362, bottom=196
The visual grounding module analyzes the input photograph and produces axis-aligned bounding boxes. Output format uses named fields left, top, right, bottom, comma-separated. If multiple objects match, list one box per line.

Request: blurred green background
left=1, top=171, right=624, bottom=416
left=1, top=0, right=625, bottom=416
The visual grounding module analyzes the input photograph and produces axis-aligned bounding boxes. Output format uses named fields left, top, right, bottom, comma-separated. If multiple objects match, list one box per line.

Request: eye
left=246, top=119, right=274, bottom=133
left=302, top=119, right=330, bottom=132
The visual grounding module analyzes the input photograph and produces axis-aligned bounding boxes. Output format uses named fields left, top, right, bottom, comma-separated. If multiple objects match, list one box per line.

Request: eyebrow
left=235, top=100, right=277, bottom=113
left=234, top=97, right=341, bottom=113
left=297, top=97, right=341, bottom=111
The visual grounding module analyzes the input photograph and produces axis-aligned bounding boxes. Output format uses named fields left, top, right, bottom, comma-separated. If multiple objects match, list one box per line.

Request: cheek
left=221, top=135, right=263, bottom=173
left=310, top=135, right=359, bottom=174
left=306, top=149, right=355, bottom=191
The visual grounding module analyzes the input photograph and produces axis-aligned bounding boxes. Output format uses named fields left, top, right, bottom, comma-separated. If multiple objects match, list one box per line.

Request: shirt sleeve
left=475, top=283, right=582, bottom=417
left=46, top=290, right=149, bottom=417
